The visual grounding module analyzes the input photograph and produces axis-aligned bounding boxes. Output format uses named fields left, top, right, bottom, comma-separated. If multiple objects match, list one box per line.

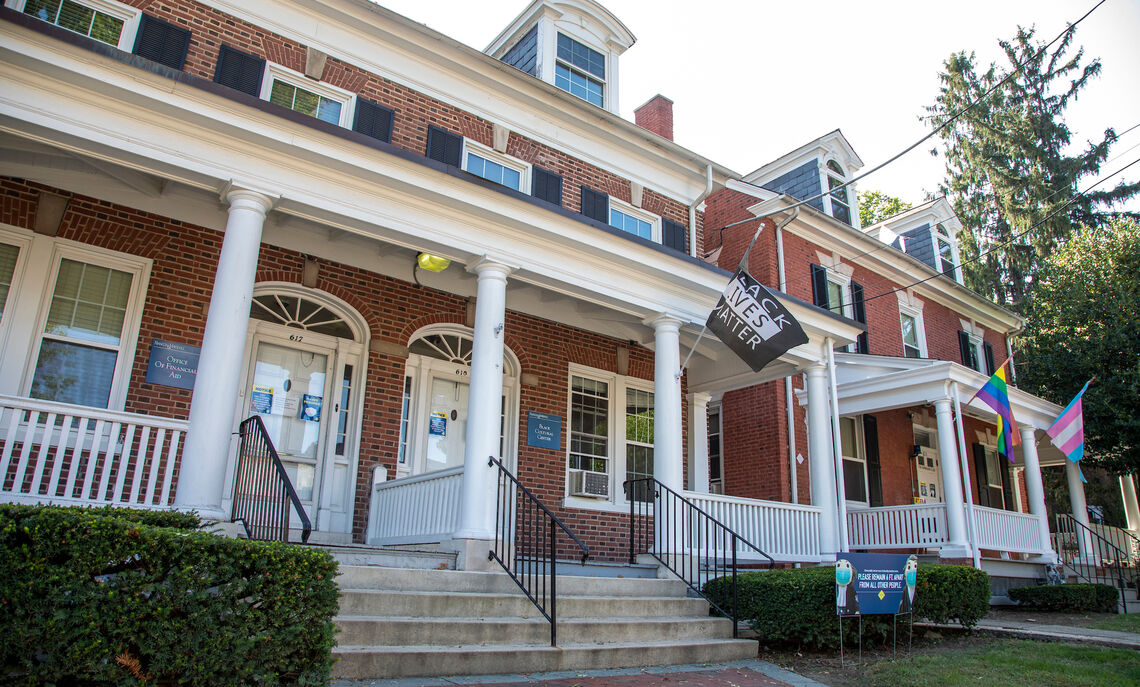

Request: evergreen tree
left=926, top=26, right=1139, bottom=309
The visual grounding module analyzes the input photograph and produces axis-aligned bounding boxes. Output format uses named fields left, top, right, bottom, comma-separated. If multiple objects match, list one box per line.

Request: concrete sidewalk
left=965, top=617, right=1140, bottom=649
left=330, top=659, right=829, bottom=687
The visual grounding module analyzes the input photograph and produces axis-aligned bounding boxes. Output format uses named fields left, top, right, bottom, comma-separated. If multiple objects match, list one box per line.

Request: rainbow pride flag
left=972, top=360, right=1020, bottom=460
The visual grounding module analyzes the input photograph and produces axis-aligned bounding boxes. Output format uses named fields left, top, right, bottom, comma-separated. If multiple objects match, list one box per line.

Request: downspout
left=688, top=165, right=714, bottom=258
left=827, top=339, right=850, bottom=553
left=776, top=207, right=801, bottom=502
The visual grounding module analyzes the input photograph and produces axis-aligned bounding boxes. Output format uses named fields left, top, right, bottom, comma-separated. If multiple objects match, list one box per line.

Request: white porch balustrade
left=367, top=467, right=463, bottom=546
left=682, top=491, right=822, bottom=563
left=847, top=503, right=948, bottom=550
left=970, top=505, right=1047, bottom=555
left=0, top=395, right=186, bottom=510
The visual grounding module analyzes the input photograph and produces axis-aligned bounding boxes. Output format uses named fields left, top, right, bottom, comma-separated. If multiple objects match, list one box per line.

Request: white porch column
left=687, top=391, right=712, bottom=493
left=176, top=185, right=275, bottom=520
left=805, top=363, right=839, bottom=559
left=453, top=257, right=514, bottom=543
left=651, top=314, right=684, bottom=494
left=1120, top=473, right=1140, bottom=533
left=1065, top=459, right=1095, bottom=561
left=934, top=398, right=970, bottom=559
left=1020, top=427, right=1056, bottom=562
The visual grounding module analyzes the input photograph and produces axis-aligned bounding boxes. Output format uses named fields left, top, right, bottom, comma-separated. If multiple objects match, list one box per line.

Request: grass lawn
left=1085, top=613, right=1140, bottom=633
left=865, top=639, right=1140, bottom=687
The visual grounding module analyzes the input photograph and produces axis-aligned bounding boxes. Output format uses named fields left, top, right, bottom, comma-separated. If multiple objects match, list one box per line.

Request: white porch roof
left=798, top=353, right=1069, bottom=468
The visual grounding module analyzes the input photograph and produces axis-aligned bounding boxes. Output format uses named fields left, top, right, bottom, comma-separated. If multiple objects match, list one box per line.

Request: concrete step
left=337, top=589, right=710, bottom=619
left=331, top=638, right=758, bottom=679
left=336, top=565, right=685, bottom=597
left=311, top=544, right=457, bottom=570
left=335, top=615, right=735, bottom=647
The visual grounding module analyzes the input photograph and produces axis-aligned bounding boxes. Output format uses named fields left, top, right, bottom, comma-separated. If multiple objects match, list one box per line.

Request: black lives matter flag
left=707, top=269, right=808, bottom=373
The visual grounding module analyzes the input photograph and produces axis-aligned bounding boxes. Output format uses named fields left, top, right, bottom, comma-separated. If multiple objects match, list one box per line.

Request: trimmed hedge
left=705, top=564, right=990, bottom=649
left=1008, top=583, right=1119, bottom=613
left=0, top=504, right=339, bottom=685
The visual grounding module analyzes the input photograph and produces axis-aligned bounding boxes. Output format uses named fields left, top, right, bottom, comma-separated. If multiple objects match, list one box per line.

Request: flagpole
left=953, top=382, right=981, bottom=568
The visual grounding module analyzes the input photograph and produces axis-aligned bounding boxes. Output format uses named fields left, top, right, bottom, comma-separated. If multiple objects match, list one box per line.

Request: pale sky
left=376, top=0, right=1140, bottom=213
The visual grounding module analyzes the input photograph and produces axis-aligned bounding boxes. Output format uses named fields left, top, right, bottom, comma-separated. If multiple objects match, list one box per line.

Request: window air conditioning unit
left=569, top=470, right=609, bottom=498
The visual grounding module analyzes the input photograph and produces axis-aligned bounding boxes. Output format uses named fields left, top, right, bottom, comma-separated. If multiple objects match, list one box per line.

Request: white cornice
left=742, top=129, right=863, bottom=185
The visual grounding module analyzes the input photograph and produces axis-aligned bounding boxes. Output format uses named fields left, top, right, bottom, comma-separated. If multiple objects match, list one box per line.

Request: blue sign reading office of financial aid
left=835, top=552, right=918, bottom=616
left=145, top=340, right=201, bottom=391
left=527, top=411, right=562, bottom=449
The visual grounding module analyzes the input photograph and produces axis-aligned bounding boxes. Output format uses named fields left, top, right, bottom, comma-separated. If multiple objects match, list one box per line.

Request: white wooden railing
left=971, top=504, right=1046, bottom=554
left=367, top=466, right=462, bottom=545
left=847, top=503, right=948, bottom=550
left=0, top=395, right=186, bottom=510
left=683, top=491, right=822, bottom=563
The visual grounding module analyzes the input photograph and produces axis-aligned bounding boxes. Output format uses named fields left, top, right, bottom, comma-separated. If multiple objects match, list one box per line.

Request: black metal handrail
left=1055, top=513, right=1129, bottom=613
left=624, top=477, right=774, bottom=638
left=489, top=456, right=588, bottom=647
left=231, top=415, right=312, bottom=543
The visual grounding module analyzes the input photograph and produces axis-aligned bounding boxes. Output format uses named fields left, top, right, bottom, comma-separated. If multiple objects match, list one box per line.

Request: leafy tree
left=1018, top=218, right=1140, bottom=474
left=926, top=26, right=1140, bottom=309
left=857, top=190, right=911, bottom=227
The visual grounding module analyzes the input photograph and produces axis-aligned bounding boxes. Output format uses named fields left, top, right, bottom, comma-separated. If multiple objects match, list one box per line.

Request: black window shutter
left=972, top=443, right=990, bottom=508
left=983, top=342, right=996, bottom=376
left=958, top=330, right=977, bottom=370
left=531, top=167, right=563, bottom=206
left=851, top=281, right=869, bottom=354
left=213, top=45, right=265, bottom=97
left=662, top=219, right=687, bottom=253
left=352, top=98, right=394, bottom=143
left=133, top=14, right=192, bottom=71
left=864, top=414, right=883, bottom=507
left=999, top=457, right=1014, bottom=511
left=580, top=186, right=608, bottom=223
left=811, top=264, right=829, bottom=309
left=425, top=126, right=462, bottom=167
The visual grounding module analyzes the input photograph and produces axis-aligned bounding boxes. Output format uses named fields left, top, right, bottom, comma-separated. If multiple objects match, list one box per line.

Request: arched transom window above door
left=250, top=293, right=356, bottom=340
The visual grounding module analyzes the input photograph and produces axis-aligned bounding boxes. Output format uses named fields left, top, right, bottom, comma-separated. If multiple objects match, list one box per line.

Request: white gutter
left=775, top=207, right=801, bottom=502
left=689, top=165, right=714, bottom=258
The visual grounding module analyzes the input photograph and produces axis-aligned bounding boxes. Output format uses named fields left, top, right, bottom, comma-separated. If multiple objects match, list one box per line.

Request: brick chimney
left=634, top=94, right=674, bottom=141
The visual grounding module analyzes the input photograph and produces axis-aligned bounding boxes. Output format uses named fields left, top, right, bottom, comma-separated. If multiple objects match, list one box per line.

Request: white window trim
left=839, top=415, right=868, bottom=506
left=7, top=232, right=152, bottom=410
left=564, top=363, right=654, bottom=513
left=9, top=0, right=142, bottom=51
left=260, top=62, right=356, bottom=129
left=934, top=224, right=963, bottom=283
left=822, top=159, right=853, bottom=224
left=607, top=197, right=660, bottom=243
left=898, top=302, right=927, bottom=358
left=708, top=401, right=723, bottom=495
left=0, top=225, right=34, bottom=376
left=461, top=139, right=530, bottom=193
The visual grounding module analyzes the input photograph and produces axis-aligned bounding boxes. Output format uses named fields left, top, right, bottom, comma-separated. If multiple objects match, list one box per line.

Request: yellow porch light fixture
left=417, top=253, right=451, bottom=273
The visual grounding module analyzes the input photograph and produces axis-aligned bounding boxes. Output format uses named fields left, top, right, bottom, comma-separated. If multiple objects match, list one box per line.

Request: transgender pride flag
left=1046, top=380, right=1092, bottom=463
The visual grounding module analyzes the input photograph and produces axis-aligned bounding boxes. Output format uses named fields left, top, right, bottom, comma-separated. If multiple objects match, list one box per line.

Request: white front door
left=242, top=335, right=335, bottom=523
left=424, top=374, right=470, bottom=473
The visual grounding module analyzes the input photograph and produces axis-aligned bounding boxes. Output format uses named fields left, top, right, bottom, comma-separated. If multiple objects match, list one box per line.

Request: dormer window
left=555, top=33, right=605, bottom=108
left=934, top=223, right=961, bottom=281
left=825, top=160, right=852, bottom=226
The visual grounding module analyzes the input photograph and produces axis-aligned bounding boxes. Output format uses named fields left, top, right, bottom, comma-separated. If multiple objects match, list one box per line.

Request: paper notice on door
left=251, top=385, right=273, bottom=414
left=429, top=411, right=447, bottom=437
left=283, top=394, right=300, bottom=415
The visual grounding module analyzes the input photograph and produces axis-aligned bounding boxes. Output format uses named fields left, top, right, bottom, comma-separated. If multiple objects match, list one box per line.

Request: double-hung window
left=825, top=160, right=852, bottom=226
left=18, top=0, right=140, bottom=50
left=555, top=33, right=605, bottom=108
left=900, top=312, right=922, bottom=358
left=463, top=141, right=528, bottom=192
left=708, top=404, right=723, bottom=494
left=567, top=366, right=654, bottom=508
left=934, top=223, right=961, bottom=282
left=262, top=64, right=353, bottom=127
left=840, top=416, right=867, bottom=503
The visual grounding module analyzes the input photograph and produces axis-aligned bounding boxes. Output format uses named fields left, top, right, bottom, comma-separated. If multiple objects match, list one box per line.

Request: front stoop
left=330, top=565, right=757, bottom=680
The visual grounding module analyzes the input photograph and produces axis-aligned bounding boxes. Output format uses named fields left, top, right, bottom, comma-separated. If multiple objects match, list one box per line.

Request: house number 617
left=289, top=334, right=304, bottom=342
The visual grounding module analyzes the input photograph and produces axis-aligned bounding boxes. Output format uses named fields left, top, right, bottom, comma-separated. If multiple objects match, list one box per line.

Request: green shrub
left=705, top=563, right=990, bottom=649
left=0, top=504, right=339, bottom=685
left=1008, top=583, right=1119, bottom=612
left=0, top=503, right=203, bottom=531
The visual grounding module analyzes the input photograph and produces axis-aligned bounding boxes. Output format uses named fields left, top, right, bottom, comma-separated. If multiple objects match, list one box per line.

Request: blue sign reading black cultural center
left=527, top=411, right=562, bottom=449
